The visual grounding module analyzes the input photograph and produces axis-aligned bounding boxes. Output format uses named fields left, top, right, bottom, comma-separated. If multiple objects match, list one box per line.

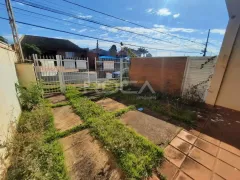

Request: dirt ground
left=198, top=105, right=240, bottom=149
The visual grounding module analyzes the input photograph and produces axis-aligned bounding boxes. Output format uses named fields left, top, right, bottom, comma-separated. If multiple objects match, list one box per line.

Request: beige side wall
left=215, top=27, right=240, bottom=110
left=15, top=63, right=36, bottom=87
left=0, top=42, right=21, bottom=144
left=205, top=0, right=240, bottom=111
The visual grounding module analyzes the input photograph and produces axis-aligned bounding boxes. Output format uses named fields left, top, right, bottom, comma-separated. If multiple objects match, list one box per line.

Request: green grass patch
left=50, top=101, right=70, bottom=108
left=109, top=92, right=197, bottom=124
left=111, top=105, right=136, bottom=117
left=7, top=84, right=68, bottom=180
left=46, top=123, right=89, bottom=142
left=66, top=87, right=163, bottom=179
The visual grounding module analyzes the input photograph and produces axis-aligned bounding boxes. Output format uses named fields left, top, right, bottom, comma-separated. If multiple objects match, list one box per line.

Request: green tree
left=0, top=36, right=8, bottom=44
left=137, top=47, right=148, bottom=57
left=146, top=53, right=152, bottom=57
left=109, top=45, right=117, bottom=57
left=22, top=43, right=41, bottom=57
left=123, top=47, right=137, bottom=58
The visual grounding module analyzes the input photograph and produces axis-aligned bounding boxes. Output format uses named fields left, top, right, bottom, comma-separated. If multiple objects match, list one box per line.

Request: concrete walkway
left=96, top=98, right=181, bottom=147
left=121, top=111, right=180, bottom=146
left=160, top=129, right=240, bottom=180
left=96, top=98, right=127, bottom=111
left=49, top=95, right=124, bottom=180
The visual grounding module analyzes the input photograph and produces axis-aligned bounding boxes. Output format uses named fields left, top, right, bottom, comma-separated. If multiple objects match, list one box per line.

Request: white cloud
left=77, top=14, right=93, bottom=19
left=211, top=29, right=226, bottom=35
left=169, top=28, right=196, bottom=33
left=100, top=26, right=118, bottom=33
left=146, top=8, right=154, bottom=14
left=156, top=8, right=171, bottom=16
left=70, top=28, right=76, bottom=31
left=173, top=13, right=180, bottom=18
left=153, top=24, right=165, bottom=28
left=127, top=7, right=133, bottom=11
left=78, top=29, right=87, bottom=33
left=152, top=25, right=195, bottom=33
left=54, top=23, right=223, bottom=57
left=16, top=2, right=24, bottom=6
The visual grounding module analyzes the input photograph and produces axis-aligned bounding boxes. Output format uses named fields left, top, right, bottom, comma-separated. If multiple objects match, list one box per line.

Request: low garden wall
left=129, top=57, right=187, bottom=95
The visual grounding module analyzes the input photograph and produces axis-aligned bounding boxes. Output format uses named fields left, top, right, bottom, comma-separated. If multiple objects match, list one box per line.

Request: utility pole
left=202, top=29, right=210, bottom=57
left=96, top=40, right=99, bottom=58
left=5, top=0, right=24, bottom=62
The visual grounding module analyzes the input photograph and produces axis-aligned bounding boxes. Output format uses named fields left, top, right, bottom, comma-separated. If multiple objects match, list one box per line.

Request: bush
left=17, top=104, right=53, bottom=133
left=16, top=83, right=43, bottom=110
left=66, top=88, right=163, bottom=179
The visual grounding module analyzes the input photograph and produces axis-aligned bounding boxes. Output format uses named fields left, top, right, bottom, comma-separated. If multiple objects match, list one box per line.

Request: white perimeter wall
left=0, top=42, right=21, bottom=144
left=181, top=56, right=217, bottom=101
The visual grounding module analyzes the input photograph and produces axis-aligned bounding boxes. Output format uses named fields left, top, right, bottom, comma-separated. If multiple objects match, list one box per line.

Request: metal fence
left=33, top=54, right=96, bottom=95
left=33, top=55, right=130, bottom=95
left=95, top=57, right=130, bottom=85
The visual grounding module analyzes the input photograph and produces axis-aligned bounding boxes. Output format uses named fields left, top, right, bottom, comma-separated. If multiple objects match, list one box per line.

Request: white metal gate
left=33, top=54, right=96, bottom=95
left=95, top=57, right=130, bottom=89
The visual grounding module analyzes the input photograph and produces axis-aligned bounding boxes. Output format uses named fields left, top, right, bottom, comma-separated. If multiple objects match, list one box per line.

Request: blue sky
left=0, top=0, right=229, bottom=56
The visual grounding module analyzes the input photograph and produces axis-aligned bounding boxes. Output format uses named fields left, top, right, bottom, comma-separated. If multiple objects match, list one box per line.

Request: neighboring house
left=90, top=48, right=109, bottom=56
left=20, top=35, right=87, bottom=58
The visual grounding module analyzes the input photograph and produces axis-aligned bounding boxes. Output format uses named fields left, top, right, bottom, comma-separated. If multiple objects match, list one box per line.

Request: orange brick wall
left=129, top=57, right=187, bottom=95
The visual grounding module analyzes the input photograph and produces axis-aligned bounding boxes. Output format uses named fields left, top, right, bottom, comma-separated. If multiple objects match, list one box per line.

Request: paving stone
left=164, top=145, right=186, bottom=168
left=60, top=129, right=123, bottom=180
left=177, top=130, right=197, bottom=144
left=121, top=111, right=180, bottom=145
left=48, top=95, right=66, bottom=104
left=194, top=138, right=219, bottom=156
left=220, top=142, right=240, bottom=156
left=181, top=157, right=212, bottom=180
left=170, top=137, right=192, bottom=154
left=198, top=133, right=220, bottom=146
left=212, top=174, right=224, bottom=180
left=189, top=147, right=215, bottom=170
left=157, top=160, right=178, bottom=180
left=214, top=159, right=240, bottom=180
left=174, top=171, right=192, bottom=180
left=59, top=130, right=91, bottom=151
left=53, top=105, right=82, bottom=132
left=188, top=129, right=200, bottom=137
left=96, top=98, right=127, bottom=111
left=148, top=174, right=160, bottom=180
left=218, top=148, right=240, bottom=170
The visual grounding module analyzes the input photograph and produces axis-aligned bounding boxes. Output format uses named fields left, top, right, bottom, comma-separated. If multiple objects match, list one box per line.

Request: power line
left=0, top=3, right=205, bottom=53
left=0, top=3, right=102, bottom=32
left=1, top=3, right=201, bottom=51
left=61, top=0, right=205, bottom=46
left=0, top=16, right=200, bottom=54
left=12, top=0, right=202, bottom=51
